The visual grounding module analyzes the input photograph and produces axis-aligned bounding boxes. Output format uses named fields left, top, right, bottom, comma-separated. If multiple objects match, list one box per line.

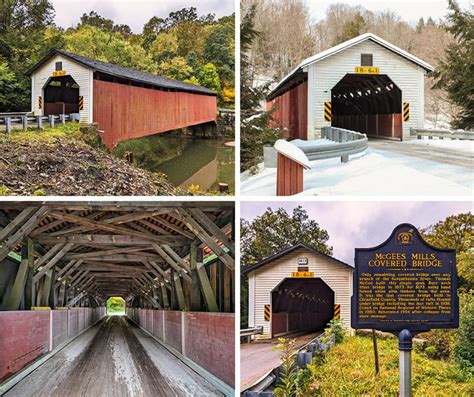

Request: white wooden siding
left=31, top=54, right=93, bottom=123
left=249, top=248, right=353, bottom=339
left=307, top=40, right=427, bottom=140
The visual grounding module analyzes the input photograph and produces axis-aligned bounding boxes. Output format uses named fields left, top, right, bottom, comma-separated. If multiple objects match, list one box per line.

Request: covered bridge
left=267, top=33, right=433, bottom=141
left=28, top=49, right=218, bottom=148
left=243, top=243, right=353, bottom=339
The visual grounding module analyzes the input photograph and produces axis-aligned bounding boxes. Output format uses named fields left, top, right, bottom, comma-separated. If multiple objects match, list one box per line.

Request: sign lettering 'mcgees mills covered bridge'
left=352, top=223, right=459, bottom=332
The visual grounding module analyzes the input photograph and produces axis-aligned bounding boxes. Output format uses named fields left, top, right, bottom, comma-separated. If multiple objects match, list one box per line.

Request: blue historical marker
left=351, top=223, right=459, bottom=397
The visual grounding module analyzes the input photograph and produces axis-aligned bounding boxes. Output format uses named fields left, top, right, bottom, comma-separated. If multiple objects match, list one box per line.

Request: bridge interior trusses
left=0, top=201, right=235, bottom=313
left=331, top=73, right=401, bottom=116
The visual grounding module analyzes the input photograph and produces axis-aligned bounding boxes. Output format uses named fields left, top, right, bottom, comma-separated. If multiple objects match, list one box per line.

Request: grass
left=0, top=123, right=83, bottom=145
left=299, top=335, right=473, bottom=396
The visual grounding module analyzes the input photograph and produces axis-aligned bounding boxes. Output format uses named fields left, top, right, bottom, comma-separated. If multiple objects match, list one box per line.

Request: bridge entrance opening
left=271, top=278, right=334, bottom=337
left=106, top=296, right=125, bottom=316
left=43, top=75, right=80, bottom=116
left=331, top=73, right=402, bottom=140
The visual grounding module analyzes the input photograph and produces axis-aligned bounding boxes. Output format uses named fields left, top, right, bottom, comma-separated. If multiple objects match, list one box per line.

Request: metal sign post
left=398, top=329, right=413, bottom=397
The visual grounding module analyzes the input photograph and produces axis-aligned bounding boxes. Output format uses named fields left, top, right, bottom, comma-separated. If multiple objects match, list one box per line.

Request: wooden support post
left=173, top=272, right=186, bottom=311
left=40, top=269, right=53, bottom=307
left=170, top=273, right=177, bottom=310
left=160, top=283, right=169, bottom=309
left=1, top=243, right=30, bottom=310
left=224, top=263, right=232, bottom=312
left=58, top=283, right=66, bottom=307
left=24, top=239, right=34, bottom=309
left=276, top=153, right=304, bottom=196
left=195, top=247, right=219, bottom=312
left=190, top=243, right=202, bottom=311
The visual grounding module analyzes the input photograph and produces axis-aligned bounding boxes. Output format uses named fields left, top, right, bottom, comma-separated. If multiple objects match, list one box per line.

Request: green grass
left=299, top=335, right=473, bottom=396
left=0, top=123, right=83, bottom=145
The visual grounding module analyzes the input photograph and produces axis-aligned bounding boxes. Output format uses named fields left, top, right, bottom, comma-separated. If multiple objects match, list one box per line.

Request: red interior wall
left=267, top=81, right=308, bottom=140
left=93, top=80, right=218, bottom=148
left=52, top=311, right=68, bottom=349
left=163, top=311, right=182, bottom=353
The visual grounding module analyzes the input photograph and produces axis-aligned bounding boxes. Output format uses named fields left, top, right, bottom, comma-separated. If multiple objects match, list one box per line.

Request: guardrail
left=410, top=128, right=474, bottom=140
left=274, top=126, right=368, bottom=195
left=0, top=113, right=80, bottom=133
left=243, top=331, right=336, bottom=396
left=240, top=326, right=264, bottom=343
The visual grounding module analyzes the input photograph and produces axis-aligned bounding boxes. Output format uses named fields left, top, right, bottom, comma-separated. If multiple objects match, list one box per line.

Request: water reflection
left=114, top=134, right=234, bottom=193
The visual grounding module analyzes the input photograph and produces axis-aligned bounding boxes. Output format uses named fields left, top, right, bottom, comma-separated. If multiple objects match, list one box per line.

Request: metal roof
left=268, top=33, right=434, bottom=100
left=28, top=49, right=217, bottom=96
left=241, top=242, right=353, bottom=275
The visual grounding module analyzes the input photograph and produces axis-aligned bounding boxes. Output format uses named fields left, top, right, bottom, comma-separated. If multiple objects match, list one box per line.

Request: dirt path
left=240, top=331, right=321, bottom=391
left=368, top=139, right=474, bottom=168
left=5, top=316, right=221, bottom=397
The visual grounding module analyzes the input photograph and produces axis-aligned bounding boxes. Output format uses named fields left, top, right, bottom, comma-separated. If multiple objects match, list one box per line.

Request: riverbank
left=0, top=124, right=181, bottom=196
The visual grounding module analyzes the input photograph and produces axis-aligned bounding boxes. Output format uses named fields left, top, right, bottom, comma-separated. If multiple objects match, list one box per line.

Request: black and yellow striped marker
left=403, top=102, right=409, bottom=121
left=38, top=96, right=42, bottom=109
left=324, top=101, right=332, bottom=122
left=264, top=304, right=270, bottom=321
left=79, top=96, right=84, bottom=111
left=334, top=304, right=341, bottom=320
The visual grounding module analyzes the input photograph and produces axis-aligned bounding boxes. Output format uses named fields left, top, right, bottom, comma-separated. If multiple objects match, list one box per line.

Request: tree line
left=0, top=1, right=235, bottom=112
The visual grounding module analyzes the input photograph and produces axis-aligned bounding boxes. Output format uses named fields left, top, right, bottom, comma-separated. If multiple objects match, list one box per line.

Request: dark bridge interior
left=43, top=75, right=80, bottom=116
left=271, top=278, right=334, bottom=337
left=331, top=73, right=402, bottom=140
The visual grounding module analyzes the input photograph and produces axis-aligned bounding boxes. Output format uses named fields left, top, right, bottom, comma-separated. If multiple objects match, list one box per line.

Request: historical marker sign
left=352, top=223, right=458, bottom=332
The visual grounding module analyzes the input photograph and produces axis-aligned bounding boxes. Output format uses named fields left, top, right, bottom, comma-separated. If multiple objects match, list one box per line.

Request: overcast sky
left=310, top=0, right=472, bottom=25
left=51, top=0, right=234, bottom=33
left=241, top=201, right=472, bottom=266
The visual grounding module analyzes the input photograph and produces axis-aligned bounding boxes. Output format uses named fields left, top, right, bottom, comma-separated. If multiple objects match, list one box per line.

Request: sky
left=309, top=0, right=472, bottom=26
left=241, top=201, right=473, bottom=266
left=51, top=0, right=234, bottom=33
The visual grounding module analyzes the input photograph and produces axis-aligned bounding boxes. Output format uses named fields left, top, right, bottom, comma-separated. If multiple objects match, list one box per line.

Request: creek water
left=114, top=133, right=235, bottom=193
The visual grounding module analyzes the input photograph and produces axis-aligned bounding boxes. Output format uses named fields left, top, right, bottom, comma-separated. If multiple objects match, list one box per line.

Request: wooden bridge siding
left=267, top=81, right=308, bottom=140
left=93, top=80, right=217, bottom=148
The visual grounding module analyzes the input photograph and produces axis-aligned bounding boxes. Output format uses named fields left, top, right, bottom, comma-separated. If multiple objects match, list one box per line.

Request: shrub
left=273, top=338, right=298, bottom=397
left=454, top=291, right=474, bottom=372
left=328, top=319, right=346, bottom=344
left=417, top=329, right=454, bottom=360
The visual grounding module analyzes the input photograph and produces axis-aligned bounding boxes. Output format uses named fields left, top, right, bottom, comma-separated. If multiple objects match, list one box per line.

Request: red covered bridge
left=28, top=49, right=218, bottom=148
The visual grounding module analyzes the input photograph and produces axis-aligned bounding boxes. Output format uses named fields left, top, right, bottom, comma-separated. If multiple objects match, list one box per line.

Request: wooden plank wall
left=266, top=81, right=308, bottom=140
left=93, top=80, right=218, bottom=148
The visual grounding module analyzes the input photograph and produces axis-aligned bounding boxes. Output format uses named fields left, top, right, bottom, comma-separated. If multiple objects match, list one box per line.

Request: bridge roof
left=28, top=49, right=217, bottom=96
left=242, top=242, right=353, bottom=275
left=268, top=32, right=433, bottom=100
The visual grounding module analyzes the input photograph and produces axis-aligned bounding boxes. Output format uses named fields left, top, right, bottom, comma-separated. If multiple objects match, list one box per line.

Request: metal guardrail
left=410, top=128, right=474, bottom=141
left=293, top=126, right=368, bottom=163
left=242, top=331, right=336, bottom=396
left=0, top=113, right=80, bottom=133
left=241, top=326, right=264, bottom=338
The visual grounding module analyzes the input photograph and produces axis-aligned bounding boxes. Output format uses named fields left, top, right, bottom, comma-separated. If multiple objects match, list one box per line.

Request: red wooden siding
left=332, top=113, right=402, bottom=140
left=266, top=81, right=308, bottom=140
left=93, top=80, right=217, bottom=148
left=276, top=153, right=304, bottom=196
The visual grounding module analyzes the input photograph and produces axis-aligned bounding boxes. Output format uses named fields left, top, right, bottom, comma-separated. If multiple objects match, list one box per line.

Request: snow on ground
left=241, top=147, right=473, bottom=196
left=405, top=137, right=474, bottom=154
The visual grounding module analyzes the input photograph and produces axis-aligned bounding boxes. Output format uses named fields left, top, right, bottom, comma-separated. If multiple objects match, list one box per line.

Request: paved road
left=368, top=139, right=474, bottom=168
left=240, top=331, right=321, bottom=392
left=5, top=316, right=222, bottom=397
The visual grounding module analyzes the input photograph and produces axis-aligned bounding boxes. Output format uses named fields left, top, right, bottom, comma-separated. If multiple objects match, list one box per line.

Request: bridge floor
left=368, top=139, right=474, bottom=168
left=5, top=316, right=222, bottom=397
left=240, top=331, right=321, bottom=392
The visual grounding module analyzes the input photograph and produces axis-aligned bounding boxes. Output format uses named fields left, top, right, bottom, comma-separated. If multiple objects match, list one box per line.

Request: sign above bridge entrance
left=354, top=66, right=380, bottom=74
left=352, top=223, right=459, bottom=332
